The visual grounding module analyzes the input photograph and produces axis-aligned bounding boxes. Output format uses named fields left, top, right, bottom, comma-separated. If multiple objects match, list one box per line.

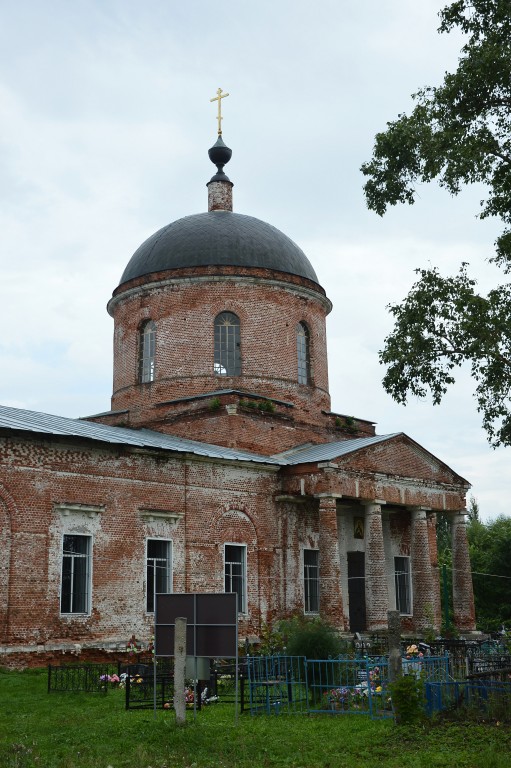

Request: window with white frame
left=146, top=539, right=172, bottom=613
left=214, top=312, right=241, bottom=376
left=224, top=544, right=246, bottom=613
left=303, top=549, right=319, bottom=613
left=60, top=534, right=92, bottom=614
left=139, top=320, right=156, bottom=383
left=296, top=322, right=311, bottom=384
left=394, top=556, right=412, bottom=615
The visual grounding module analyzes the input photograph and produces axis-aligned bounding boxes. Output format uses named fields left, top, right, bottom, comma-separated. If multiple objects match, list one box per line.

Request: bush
left=389, top=673, right=425, bottom=725
left=280, top=615, right=342, bottom=659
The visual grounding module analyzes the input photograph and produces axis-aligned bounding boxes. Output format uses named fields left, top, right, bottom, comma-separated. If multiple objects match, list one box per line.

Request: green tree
left=361, top=0, right=511, bottom=446
left=279, top=615, right=342, bottom=659
left=468, top=514, right=511, bottom=631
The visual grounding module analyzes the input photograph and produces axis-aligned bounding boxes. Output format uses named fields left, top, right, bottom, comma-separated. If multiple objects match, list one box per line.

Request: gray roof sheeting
left=119, top=211, right=319, bottom=286
left=0, top=404, right=399, bottom=468
left=272, top=434, right=401, bottom=464
left=0, top=405, right=281, bottom=465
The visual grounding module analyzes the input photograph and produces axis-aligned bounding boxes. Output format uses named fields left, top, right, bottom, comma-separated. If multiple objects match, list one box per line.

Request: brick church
left=0, top=127, right=476, bottom=665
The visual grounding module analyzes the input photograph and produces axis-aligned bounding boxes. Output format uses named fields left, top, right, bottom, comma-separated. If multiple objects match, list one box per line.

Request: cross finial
left=210, top=87, right=229, bottom=135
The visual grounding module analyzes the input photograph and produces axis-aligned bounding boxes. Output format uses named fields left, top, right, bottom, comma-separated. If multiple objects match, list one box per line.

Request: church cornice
left=108, top=270, right=332, bottom=315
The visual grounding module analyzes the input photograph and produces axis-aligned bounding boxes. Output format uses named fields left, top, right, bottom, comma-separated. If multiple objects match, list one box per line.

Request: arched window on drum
left=139, top=320, right=156, bottom=383
left=214, top=312, right=241, bottom=376
left=296, top=322, right=311, bottom=384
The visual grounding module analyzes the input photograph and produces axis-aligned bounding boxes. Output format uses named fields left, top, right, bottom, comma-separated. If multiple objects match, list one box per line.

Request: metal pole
left=153, top=645, right=157, bottom=720
left=153, top=570, right=157, bottom=719
left=235, top=614, right=239, bottom=724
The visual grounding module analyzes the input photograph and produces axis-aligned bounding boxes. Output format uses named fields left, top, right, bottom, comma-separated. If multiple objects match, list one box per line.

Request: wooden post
left=174, top=617, right=187, bottom=725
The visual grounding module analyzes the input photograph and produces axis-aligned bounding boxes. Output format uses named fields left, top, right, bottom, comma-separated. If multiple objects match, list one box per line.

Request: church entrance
left=347, top=551, right=366, bottom=632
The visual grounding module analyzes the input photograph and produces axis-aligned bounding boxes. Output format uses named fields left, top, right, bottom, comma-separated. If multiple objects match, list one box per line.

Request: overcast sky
left=0, top=0, right=507, bottom=521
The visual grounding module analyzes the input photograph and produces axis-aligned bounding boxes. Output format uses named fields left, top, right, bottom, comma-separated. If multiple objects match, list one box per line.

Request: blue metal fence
left=246, top=656, right=308, bottom=714
left=306, top=656, right=392, bottom=719
left=426, top=680, right=511, bottom=719
left=246, top=655, right=453, bottom=719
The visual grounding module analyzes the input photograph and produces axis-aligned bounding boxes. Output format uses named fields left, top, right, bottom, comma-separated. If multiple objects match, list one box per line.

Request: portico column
left=409, top=507, right=436, bottom=631
left=317, top=495, right=345, bottom=629
left=427, top=513, right=443, bottom=629
left=451, top=511, right=476, bottom=631
left=364, top=502, right=389, bottom=630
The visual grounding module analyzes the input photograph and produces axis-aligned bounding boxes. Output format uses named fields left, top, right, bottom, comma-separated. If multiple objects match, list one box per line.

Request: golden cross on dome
left=210, top=87, right=229, bottom=135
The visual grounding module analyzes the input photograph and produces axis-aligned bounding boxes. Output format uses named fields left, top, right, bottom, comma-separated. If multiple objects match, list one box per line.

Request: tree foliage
left=279, top=614, right=343, bottom=659
left=468, top=513, right=511, bottom=631
left=361, top=0, right=511, bottom=445
left=437, top=500, right=510, bottom=633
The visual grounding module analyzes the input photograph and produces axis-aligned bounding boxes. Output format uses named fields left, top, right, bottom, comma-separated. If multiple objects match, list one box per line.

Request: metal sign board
left=154, top=593, right=238, bottom=658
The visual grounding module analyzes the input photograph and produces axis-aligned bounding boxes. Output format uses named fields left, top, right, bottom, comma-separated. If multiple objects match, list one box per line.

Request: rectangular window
left=224, top=544, right=246, bottom=613
left=146, top=539, right=172, bottom=613
left=61, top=534, right=92, bottom=614
left=303, top=549, right=319, bottom=613
left=394, top=556, right=412, bottom=615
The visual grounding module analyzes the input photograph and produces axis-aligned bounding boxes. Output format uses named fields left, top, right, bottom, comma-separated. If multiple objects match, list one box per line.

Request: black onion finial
left=208, top=135, right=232, bottom=182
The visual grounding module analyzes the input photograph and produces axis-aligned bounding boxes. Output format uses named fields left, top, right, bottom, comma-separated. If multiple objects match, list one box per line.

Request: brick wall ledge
left=0, top=640, right=128, bottom=656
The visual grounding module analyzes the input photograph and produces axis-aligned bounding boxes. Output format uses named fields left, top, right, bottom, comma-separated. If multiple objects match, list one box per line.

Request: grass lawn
left=1, top=668, right=510, bottom=768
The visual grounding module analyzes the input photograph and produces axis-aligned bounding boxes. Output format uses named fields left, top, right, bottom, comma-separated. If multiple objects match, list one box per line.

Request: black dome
left=119, top=211, right=319, bottom=286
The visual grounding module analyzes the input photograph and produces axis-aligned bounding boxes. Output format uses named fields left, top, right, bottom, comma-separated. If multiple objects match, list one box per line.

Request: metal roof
left=271, top=434, right=401, bottom=464
left=0, top=404, right=281, bottom=466
left=118, top=211, right=320, bottom=286
left=0, top=404, right=400, bottom=469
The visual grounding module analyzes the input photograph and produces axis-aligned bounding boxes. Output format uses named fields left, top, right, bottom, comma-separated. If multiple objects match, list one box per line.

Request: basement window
left=214, top=312, right=241, bottom=376
left=303, top=549, right=319, bottom=613
left=60, top=534, right=92, bottom=614
left=394, top=556, right=412, bottom=615
left=224, top=544, right=246, bottom=613
left=146, top=539, right=172, bottom=613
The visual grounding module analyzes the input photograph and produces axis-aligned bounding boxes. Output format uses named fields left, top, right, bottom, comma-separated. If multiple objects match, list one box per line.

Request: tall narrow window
left=61, top=534, right=92, bottom=614
left=303, top=549, right=319, bottom=613
left=139, top=320, right=156, bottom=383
left=297, top=322, right=311, bottom=384
left=394, top=556, right=412, bottom=615
left=224, top=544, right=246, bottom=613
left=214, top=312, right=241, bottom=376
left=146, top=539, right=172, bottom=612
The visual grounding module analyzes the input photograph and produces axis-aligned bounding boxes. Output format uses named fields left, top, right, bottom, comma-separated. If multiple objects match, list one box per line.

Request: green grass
left=1, top=668, right=510, bottom=768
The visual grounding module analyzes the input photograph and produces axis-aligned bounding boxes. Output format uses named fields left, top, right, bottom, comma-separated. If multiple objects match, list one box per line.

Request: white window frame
left=214, top=312, right=241, bottom=376
left=139, top=320, right=156, bottom=383
left=394, top=556, right=412, bottom=615
left=303, top=548, right=319, bottom=614
left=296, top=321, right=311, bottom=385
left=60, top=534, right=92, bottom=615
left=146, top=538, right=173, bottom=613
left=224, top=543, right=247, bottom=614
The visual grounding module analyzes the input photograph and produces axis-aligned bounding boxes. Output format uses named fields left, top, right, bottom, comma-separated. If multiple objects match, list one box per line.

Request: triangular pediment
left=332, top=433, right=468, bottom=487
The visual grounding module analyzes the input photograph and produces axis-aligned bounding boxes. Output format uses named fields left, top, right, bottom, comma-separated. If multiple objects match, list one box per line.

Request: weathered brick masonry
left=0, top=134, right=476, bottom=665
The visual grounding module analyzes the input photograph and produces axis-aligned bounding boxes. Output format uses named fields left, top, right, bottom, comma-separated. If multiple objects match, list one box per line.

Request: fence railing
left=246, top=656, right=308, bottom=715
left=47, top=650, right=511, bottom=721
left=246, top=655, right=456, bottom=719
left=426, top=680, right=511, bottom=719
left=48, top=663, right=119, bottom=694
left=124, top=670, right=174, bottom=710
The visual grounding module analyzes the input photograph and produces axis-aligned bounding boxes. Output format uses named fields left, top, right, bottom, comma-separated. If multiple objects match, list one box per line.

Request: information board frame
left=154, top=592, right=238, bottom=659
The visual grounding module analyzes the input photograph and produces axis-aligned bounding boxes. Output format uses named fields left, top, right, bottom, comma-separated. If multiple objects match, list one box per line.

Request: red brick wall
left=0, top=434, right=288, bottom=658
left=0, top=428, right=474, bottom=665
left=108, top=267, right=331, bottom=429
